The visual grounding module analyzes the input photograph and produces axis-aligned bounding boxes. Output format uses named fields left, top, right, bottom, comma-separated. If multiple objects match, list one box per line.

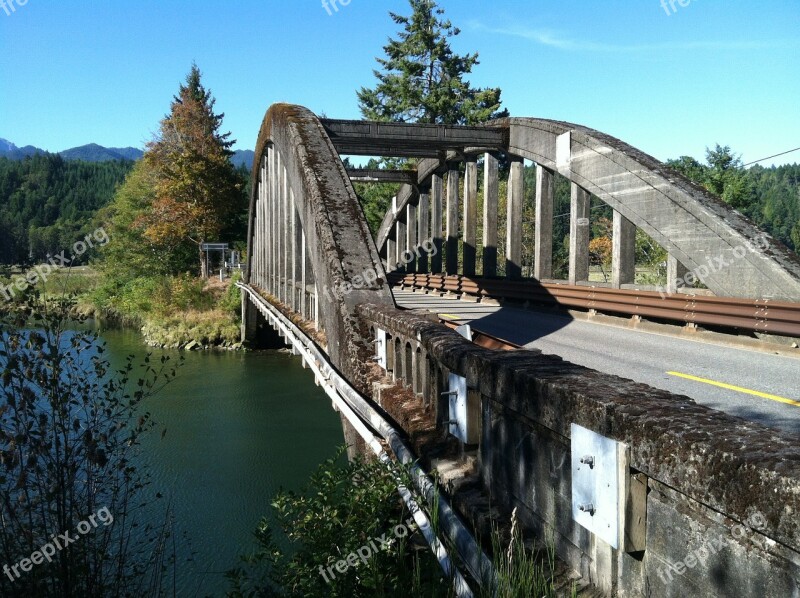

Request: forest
left=0, top=154, right=133, bottom=265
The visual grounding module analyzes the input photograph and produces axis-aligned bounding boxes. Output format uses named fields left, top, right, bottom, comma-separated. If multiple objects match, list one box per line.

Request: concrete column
left=569, top=182, right=591, bottom=285
left=282, top=166, right=290, bottom=303
left=506, top=157, right=524, bottom=279
left=463, top=158, right=478, bottom=276
left=406, top=203, right=417, bottom=272
left=386, top=237, right=396, bottom=273
left=269, top=149, right=277, bottom=295
left=301, top=229, right=307, bottom=319
left=431, top=174, right=444, bottom=273
left=534, top=164, right=554, bottom=280
left=446, top=165, right=460, bottom=275
left=417, top=191, right=430, bottom=273
left=612, top=210, right=636, bottom=288
left=667, top=254, right=689, bottom=295
left=274, top=152, right=282, bottom=299
left=293, top=192, right=303, bottom=310
left=254, top=169, right=261, bottom=287
left=396, top=219, right=406, bottom=271
left=482, top=153, right=499, bottom=277
left=261, top=157, right=268, bottom=289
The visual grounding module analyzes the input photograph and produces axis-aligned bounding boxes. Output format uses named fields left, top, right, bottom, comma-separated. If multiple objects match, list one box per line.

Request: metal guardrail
left=237, top=284, right=494, bottom=593
left=389, top=273, right=800, bottom=338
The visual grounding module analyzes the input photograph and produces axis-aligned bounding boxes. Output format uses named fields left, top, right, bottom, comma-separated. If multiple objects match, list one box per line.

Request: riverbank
left=1, top=265, right=245, bottom=351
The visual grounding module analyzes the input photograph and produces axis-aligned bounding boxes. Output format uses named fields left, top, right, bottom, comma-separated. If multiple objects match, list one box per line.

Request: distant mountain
left=0, top=139, right=45, bottom=160
left=231, top=149, right=255, bottom=169
left=58, top=143, right=143, bottom=162
left=1, top=137, right=254, bottom=168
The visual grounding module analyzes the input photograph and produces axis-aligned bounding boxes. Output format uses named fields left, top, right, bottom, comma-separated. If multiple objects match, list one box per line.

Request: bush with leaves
left=0, top=297, right=180, bottom=597
left=227, top=448, right=452, bottom=598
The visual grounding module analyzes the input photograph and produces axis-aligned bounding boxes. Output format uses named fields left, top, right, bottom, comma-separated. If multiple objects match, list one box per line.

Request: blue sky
left=1, top=0, right=798, bottom=166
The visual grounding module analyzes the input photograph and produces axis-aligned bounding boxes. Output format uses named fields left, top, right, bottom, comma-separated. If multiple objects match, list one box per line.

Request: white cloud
left=468, top=22, right=785, bottom=53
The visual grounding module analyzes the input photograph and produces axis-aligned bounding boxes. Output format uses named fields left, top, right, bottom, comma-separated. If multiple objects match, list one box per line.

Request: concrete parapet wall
left=357, top=303, right=800, bottom=596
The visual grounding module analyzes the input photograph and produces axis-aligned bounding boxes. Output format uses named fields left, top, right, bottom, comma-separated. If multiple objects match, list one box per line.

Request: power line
left=743, top=146, right=800, bottom=167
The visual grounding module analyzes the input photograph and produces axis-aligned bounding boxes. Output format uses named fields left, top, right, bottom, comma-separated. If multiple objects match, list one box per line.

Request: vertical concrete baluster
left=612, top=210, right=636, bottom=288
left=301, top=229, right=307, bottom=318
left=282, top=165, right=290, bottom=303
left=406, top=202, right=417, bottom=273
left=387, top=237, right=396, bottom=273
left=482, top=153, right=499, bottom=277
left=446, top=165, right=460, bottom=275
left=569, top=182, right=591, bottom=285
left=463, top=158, right=478, bottom=276
left=269, top=148, right=277, bottom=295
left=396, top=219, right=406, bottom=271
left=534, top=164, right=554, bottom=280
left=417, top=189, right=430, bottom=273
left=667, top=254, right=689, bottom=295
left=431, top=173, right=444, bottom=273
left=506, top=157, right=524, bottom=279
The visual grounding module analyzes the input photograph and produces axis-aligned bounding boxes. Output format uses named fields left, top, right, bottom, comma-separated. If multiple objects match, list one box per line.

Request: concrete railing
left=358, top=303, right=800, bottom=596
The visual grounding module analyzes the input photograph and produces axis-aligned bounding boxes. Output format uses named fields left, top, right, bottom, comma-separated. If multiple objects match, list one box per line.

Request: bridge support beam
left=386, top=237, right=396, bottom=273
left=667, top=254, right=689, bottom=295
left=446, top=166, right=460, bottom=275
left=506, top=157, right=524, bottom=279
left=612, top=210, right=636, bottom=288
left=396, top=219, right=406, bottom=271
left=534, top=164, right=554, bottom=280
left=406, top=203, right=417, bottom=272
left=569, top=183, right=591, bottom=285
left=463, top=157, right=478, bottom=276
left=482, top=153, right=499, bottom=277
left=431, top=173, right=444, bottom=274
left=417, top=189, right=430, bottom=273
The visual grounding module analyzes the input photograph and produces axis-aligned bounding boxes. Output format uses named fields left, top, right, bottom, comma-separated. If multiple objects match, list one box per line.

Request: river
left=98, top=327, right=345, bottom=596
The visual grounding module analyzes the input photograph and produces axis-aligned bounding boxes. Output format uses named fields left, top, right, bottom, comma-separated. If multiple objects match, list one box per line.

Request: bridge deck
left=393, top=288, right=800, bottom=438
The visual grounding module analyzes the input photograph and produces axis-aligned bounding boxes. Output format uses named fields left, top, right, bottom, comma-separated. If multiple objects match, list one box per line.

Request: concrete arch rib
left=501, top=117, right=800, bottom=301
left=245, top=104, right=394, bottom=388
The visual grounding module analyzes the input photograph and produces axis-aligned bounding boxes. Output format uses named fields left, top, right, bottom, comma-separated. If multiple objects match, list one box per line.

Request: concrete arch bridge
left=239, top=104, right=800, bottom=597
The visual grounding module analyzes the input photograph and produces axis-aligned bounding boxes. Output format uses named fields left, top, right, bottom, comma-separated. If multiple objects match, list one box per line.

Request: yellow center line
left=438, top=313, right=463, bottom=320
left=667, top=371, right=800, bottom=408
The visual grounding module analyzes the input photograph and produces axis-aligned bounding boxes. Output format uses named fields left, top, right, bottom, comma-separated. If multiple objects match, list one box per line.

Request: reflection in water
left=98, top=327, right=343, bottom=596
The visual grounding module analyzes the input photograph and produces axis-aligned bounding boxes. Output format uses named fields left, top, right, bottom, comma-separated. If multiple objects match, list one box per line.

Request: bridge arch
left=244, top=104, right=393, bottom=388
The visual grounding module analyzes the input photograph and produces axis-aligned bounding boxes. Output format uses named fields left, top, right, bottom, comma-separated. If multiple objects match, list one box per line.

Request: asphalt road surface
left=393, top=289, right=800, bottom=439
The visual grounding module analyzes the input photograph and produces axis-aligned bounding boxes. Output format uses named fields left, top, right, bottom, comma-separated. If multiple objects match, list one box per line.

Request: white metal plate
left=447, top=373, right=468, bottom=442
left=571, top=423, right=620, bottom=549
left=376, top=329, right=387, bottom=370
